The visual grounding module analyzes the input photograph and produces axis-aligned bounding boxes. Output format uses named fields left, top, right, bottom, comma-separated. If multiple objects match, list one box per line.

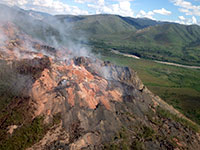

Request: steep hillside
left=56, top=14, right=137, bottom=35
left=94, top=23, right=200, bottom=66
left=0, top=20, right=200, bottom=150
left=118, top=16, right=164, bottom=29
left=1, top=4, right=200, bottom=66
left=0, top=4, right=63, bottom=45
left=54, top=13, right=200, bottom=66
left=126, top=23, right=200, bottom=50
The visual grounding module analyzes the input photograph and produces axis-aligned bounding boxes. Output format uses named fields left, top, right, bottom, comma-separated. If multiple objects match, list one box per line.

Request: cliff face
left=0, top=22, right=200, bottom=150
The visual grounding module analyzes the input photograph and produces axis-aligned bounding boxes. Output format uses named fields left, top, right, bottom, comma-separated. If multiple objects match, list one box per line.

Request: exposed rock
left=7, top=125, right=18, bottom=135
left=0, top=22, right=200, bottom=150
left=69, top=132, right=101, bottom=150
left=27, top=122, right=69, bottom=150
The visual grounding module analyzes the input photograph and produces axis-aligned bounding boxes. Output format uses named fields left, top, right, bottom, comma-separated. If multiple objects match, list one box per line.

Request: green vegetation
left=0, top=60, right=61, bottom=150
left=6, top=6, right=200, bottom=66
left=0, top=117, right=47, bottom=150
left=55, top=14, right=200, bottom=66
left=100, top=52, right=200, bottom=125
left=103, top=121, right=178, bottom=150
left=92, top=23, right=200, bottom=66
left=104, top=107, right=199, bottom=150
left=104, top=125, right=154, bottom=150
left=0, top=113, right=61, bottom=150
left=57, top=14, right=137, bottom=35
left=41, top=14, right=200, bottom=118
left=156, top=107, right=200, bottom=132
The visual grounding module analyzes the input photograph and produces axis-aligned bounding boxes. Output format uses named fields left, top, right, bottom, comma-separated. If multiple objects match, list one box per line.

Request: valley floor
left=111, top=49, right=200, bottom=69
left=155, top=60, right=200, bottom=69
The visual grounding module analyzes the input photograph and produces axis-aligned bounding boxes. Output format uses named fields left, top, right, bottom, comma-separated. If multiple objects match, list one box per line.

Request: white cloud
left=153, top=8, right=171, bottom=15
left=192, top=16, right=197, bottom=24
left=1, top=0, right=28, bottom=6
left=172, top=0, right=193, bottom=9
left=0, top=0, right=89, bottom=15
left=136, top=8, right=171, bottom=20
left=177, top=15, right=186, bottom=24
left=136, top=10, right=155, bottom=20
left=178, top=15, right=185, bottom=20
left=97, top=0, right=105, bottom=6
left=18, top=0, right=28, bottom=5
left=88, top=0, right=134, bottom=17
left=171, top=0, right=200, bottom=16
left=177, top=15, right=199, bottom=25
left=171, top=0, right=200, bottom=25
left=1, top=0, right=135, bottom=16
left=74, top=0, right=93, bottom=3
left=119, top=1, right=132, bottom=12
left=179, top=8, right=189, bottom=13
left=112, top=0, right=134, bottom=1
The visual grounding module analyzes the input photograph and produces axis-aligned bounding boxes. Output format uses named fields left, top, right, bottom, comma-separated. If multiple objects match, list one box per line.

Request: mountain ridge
left=1, top=3, right=200, bottom=67
left=0, top=16, right=200, bottom=150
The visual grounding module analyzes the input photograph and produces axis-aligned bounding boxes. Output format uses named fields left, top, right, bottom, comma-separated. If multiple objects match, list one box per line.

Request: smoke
left=0, top=4, right=119, bottom=137
left=0, top=3, right=95, bottom=60
left=0, top=28, right=7, bottom=45
left=101, top=66, right=112, bottom=80
left=0, top=61, right=33, bottom=97
left=39, top=15, right=94, bottom=59
left=0, top=3, right=112, bottom=84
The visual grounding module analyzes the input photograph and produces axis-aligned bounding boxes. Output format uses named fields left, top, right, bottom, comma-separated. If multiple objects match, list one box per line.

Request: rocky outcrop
left=14, top=55, right=200, bottom=150
left=0, top=22, right=200, bottom=150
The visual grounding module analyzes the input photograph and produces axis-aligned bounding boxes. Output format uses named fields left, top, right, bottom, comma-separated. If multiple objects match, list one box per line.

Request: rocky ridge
left=0, top=22, right=200, bottom=150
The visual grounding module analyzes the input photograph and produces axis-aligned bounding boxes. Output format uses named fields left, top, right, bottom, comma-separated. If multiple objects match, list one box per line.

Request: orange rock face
left=30, top=59, right=123, bottom=116
left=0, top=22, right=123, bottom=118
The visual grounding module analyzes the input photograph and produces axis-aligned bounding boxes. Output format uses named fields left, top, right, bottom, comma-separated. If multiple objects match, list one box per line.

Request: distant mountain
left=55, top=14, right=168, bottom=35
left=102, top=23, right=200, bottom=65
left=1, top=4, right=200, bottom=65
left=128, top=23, right=200, bottom=46
left=118, top=16, right=165, bottom=29
left=55, top=14, right=137, bottom=35
left=56, top=14, right=200, bottom=65
left=26, top=10, right=52, bottom=20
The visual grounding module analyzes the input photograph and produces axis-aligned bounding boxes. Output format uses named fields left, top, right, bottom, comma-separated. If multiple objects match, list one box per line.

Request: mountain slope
left=119, top=16, right=165, bottom=29
left=54, top=13, right=200, bottom=66
left=1, top=4, right=200, bottom=66
left=96, top=23, right=200, bottom=66
left=128, top=23, right=200, bottom=46
left=0, top=4, right=64, bottom=45
left=56, top=14, right=137, bottom=35
left=0, top=20, right=200, bottom=150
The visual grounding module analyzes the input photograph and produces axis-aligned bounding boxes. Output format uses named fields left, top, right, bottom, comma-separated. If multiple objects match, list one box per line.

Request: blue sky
left=1, top=0, right=200, bottom=24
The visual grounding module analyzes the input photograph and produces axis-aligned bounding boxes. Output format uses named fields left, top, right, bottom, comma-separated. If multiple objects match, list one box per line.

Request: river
left=111, top=50, right=200, bottom=69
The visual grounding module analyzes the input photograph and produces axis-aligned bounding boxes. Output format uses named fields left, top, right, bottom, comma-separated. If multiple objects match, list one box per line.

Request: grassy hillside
left=3, top=4, right=200, bottom=66
left=2, top=3, right=199, bottom=66
left=56, top=14, right=137, bottom=35
left=119, top=16, right=164, bottom=29
left=54, top=14, right=200, bottom=66
left=89, top=23, right=200, bottom=66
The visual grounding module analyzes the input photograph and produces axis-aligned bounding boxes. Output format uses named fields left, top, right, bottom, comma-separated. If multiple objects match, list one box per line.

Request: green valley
left=56, top=15, right=200, bottom=66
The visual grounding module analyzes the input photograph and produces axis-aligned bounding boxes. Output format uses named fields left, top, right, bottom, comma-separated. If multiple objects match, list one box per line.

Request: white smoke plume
left=0, top=3, right=111, bottom=81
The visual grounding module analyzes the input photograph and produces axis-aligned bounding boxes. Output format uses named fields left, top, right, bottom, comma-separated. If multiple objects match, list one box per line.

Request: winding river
left=111, top=50, right=200, bottom=69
